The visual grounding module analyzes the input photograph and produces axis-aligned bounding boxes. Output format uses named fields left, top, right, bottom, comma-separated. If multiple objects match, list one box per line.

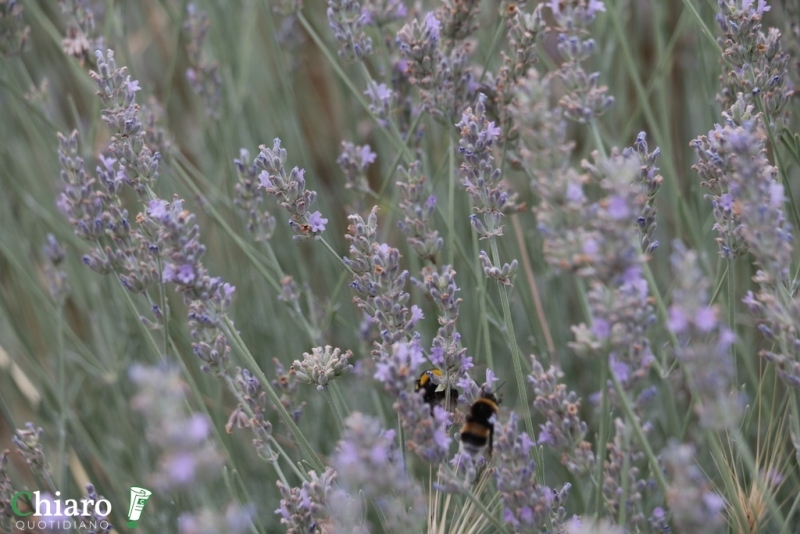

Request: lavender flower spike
left=494, top=413, right=570, bottom=530
left=292, top=345, right=354, bottom=391
left=255, top=139, right=328, bottom=240
left=332, top=413, right=425, bottom=532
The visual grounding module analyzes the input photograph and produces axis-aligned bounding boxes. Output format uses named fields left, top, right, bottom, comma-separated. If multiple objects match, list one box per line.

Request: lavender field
left=0, top=0, right=799, bottom=532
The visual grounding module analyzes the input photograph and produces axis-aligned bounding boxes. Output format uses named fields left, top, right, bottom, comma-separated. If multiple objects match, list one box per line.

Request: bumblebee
left=415, top=369, right=459, bottom=412
left=459, top=391, right=499, bottom=456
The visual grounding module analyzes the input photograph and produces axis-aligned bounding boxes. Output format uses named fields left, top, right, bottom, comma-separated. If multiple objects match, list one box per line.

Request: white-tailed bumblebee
left=459, top=391, right=499, bottom=456
left=415, top=369, right=459, bottom=412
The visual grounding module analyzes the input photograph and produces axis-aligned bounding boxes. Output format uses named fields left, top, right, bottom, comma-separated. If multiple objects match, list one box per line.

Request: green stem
left=473, top=230, right=495, bottom=371
left=222, top=316, right=325, bottom=472
left=488, top=237, right=534, bottom=440
left=323, top=386, right=346, bottom=433
left=447, top=133, right=456, bottom=266
left=618, top=427, right=631, bottom=527
left=56, top=304, right=67, bottom=490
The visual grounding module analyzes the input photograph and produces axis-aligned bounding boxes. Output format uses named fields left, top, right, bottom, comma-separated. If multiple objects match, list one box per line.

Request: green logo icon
left=126, top=487, right=152, bottom=528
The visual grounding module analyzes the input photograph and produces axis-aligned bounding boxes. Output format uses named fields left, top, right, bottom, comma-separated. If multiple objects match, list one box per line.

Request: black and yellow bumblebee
left=459, top=391, right=499, bottom=456
left=415, top=369, right=459, bottom=412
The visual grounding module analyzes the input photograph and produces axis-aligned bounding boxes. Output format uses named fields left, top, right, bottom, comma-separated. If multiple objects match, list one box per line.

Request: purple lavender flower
left=91, top=50, right=161, bottom=194
left=601, top=418, right=658, bottom=529
left=233, top=149, right=277, bottom=242
left=364, top=80, right=392, bottom=120
left=549, top=0, right=614, bottom=122
left=183, top=4, right=222, bottom=118
left=337, top=141, right=376, bottom=192
left=662, top=441, right=726, bottom=533
left=362, top=0, right=407, bottom=26
left=396, top=161, right=444, bottom=263
left=373, top=338, right=452, bottom=463
left=253, top=138, right=328, bottom=240
left=58, top=0, right=103, bottom=62
left=716, top=0, right=792, bottom=130
left=494, top=413, right=570, bottom=529
left=528, top=355, right=596, bottom=476
left=327, top=0, right=372, bottom=61
left=332, top=413, right=425, bottom=531
left=396, top=9, right=476, bottom=122
left=129, top=363, right=223, bottom=491
left=344, top=206, right=416, bottom=347
left=307, top=211, right=328, bottom=233
left=275, top=468, right=337, bottom=533
left=457, top=94, right=522, bottom=241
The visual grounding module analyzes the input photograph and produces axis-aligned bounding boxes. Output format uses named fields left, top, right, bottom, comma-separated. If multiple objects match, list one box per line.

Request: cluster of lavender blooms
left=396, top=161, right=443, bottom=263
left=549, top=0, right=613, bottom=123
left=396, top=6, right=477, bottom=123
left=563, top=154, right=656, bottom=403
left=694, top=0, right=793, bottom=259
left=399, top=161, right=471, bottom=390
left=233, top=148, right=278, bottom=242
left=83, top=483, right=114, bottom=533
left=726, top=124, right=800, bottom=386
left=42, top=233, right=70, bottom=303
left=58, top=0, right=103, bottom=63
left=59, top=54, right=239, bottom=380
left=327, top=0, right=372, bottom=61
left=184, top=4, right=222, bottom=118
left=292, top=345, right=354, bottom=391
left=412, top=266, right=473, bottom=386
left=344, top=206, right=419, bottom=347
left=662, top=441, right=726, bottom=533
left=0, top=0, right=29, bottom=56
left=493, top=413, right=571, bottom=530
left=11, top=423, right=50, bottom=482
left=514, top=26, right=666, bottom=527
left=337, top=141, right=376, bottom=194
left=254, top=138, right=328, bottom=240
left=601, top=418, right=657, bottom=529
left=375, top=338, right=452, bottom=463
left=342, top=203, right=470, bottom=462
left=457, top=94, right=520, bottom=280
left=667, top=241, right=740, bottom=426
left=626, top=133, right=663, bottom=254
left=56, top=129, right=157, bottom=295
left=487, top=5, right=544, bottom=144
left=528, top=355, right=596, bottom=476
left=716, top=0, right=793, bottom=131
left=226, top=367, right=277, bottom=460
left=691, top=97, right=757, bottom=259
left=147, top=196, right=237, bottom=374
left=362, top=0, right=407, bottom=27
left=275, top=467, right=337, bottom=533
left=91, top=50, right=161, bottom=195
left=130, top=364, right=223, bottom=491
left=331, top=412, right=425, bottom=532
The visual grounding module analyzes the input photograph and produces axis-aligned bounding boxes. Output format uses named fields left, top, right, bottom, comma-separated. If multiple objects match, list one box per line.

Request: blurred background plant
left=0, top=0, right=799, bottom=532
